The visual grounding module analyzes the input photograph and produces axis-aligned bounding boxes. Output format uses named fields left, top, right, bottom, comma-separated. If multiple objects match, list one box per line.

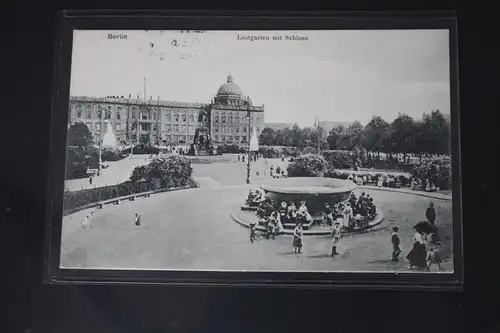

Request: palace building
left=68, top=75, right=265, bottom=146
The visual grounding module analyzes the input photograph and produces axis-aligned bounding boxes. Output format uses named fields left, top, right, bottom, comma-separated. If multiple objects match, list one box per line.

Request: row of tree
left=259, top=110, right=451, bottom=157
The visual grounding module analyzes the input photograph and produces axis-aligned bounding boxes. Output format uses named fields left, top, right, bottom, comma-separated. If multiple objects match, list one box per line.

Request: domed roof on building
left=216, top=74, right=243, bottom=97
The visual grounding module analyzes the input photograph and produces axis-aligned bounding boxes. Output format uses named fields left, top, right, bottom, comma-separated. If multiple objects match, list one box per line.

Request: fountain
left=102, top=120, right=118, bottom=148
left=231, top=176, right=385, bottom=235
left=260, top=177, right=357, bottom=216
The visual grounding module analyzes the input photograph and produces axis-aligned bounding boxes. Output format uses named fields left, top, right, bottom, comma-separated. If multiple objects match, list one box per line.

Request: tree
left=363, top=116, right=390, bottom=155
left=346, top=121, right=365, bottom=149
left=139, top=134, right=150, bottom=145
left=259, top=127, right=276, bottom=146
left=389, top=113, right=417, bottom=162
left=326, top=125, right=346, bottom=150
left=67, top=122, right=94, bottom=147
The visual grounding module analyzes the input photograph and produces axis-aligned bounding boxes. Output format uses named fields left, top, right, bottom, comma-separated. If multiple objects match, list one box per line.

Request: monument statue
left=189, top=105, right=213, bottom=156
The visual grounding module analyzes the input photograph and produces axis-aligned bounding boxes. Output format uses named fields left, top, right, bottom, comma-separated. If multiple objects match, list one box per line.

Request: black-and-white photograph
left=61, top=29, right=456, bottom=274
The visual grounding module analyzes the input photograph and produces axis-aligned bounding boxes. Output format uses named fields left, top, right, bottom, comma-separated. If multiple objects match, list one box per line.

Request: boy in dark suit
left=391, top=227, right=402, bottom=262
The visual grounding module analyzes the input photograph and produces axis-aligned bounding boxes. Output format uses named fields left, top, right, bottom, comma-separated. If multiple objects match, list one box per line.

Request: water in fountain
left=102, top=120, right=117, bottom=148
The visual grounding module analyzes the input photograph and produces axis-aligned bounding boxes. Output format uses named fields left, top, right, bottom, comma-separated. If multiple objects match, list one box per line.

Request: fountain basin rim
left=260, top=177, right=357, bottom=195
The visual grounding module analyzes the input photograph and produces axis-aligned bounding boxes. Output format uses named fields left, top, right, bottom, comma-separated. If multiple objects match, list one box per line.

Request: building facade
left=68, top=75, right=265, bottom=146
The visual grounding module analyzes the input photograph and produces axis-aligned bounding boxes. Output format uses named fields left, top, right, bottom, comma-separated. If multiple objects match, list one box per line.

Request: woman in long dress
left=342, top=203, right=353, bottom=229
left=293, top=224, right=303, bottom=254
left=406, top=228, right=428, bottom=269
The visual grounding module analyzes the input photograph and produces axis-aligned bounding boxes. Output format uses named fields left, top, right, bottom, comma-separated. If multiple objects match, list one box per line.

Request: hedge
left=62, top=178, right=197, bottom=213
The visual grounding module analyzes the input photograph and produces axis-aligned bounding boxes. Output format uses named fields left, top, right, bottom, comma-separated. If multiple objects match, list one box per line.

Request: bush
left=130, top=153, right=193, bottom=188
left=287, top=153, right=328, bottom=177
left=412, top=156, right=451, bottom=190
left=321, top=150, right=353, bottom=169
left=122, top=144, right=160, bottom=155
left=101, top=148, right=125, bottom=162
left=216, top=144, right=246, bottom=154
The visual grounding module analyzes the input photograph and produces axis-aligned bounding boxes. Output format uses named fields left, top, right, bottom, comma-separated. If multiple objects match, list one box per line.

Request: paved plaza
left=60, top=155, right=454, bottom=272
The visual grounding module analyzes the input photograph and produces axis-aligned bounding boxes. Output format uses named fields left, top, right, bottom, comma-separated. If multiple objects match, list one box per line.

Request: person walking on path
left=406, top=228, right=427, bottom=270
left=81, top=211, right=94, bottom=230
left=134, top=213, right=142, bottom=227
left=391, top=227, right=402, bottom=262
left=425, top=202, right=436, bottom=226
left=89, top=176, right=93, bottom=185
left=330, top=222, right=341, bottom=257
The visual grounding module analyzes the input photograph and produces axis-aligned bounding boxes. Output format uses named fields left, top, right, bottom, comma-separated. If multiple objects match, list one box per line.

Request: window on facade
left=153, top=112, right=158, bottom=120
left=132, top=111, right=137, bottom=119
left=77, top=110, right=82, bottom=118
left=141, top=113, right=148, bottom=120
left=235, top=136, right=240, bottom=142
left=221, top=135, right=225, bottom=141
left=242, top=136, right=247, bottom=142
left=222, top=126, right=226, bottom=133
left=235, top=117, right=239, bottom=124
left=215, top=127, right=219, bottom=133
left=189, top=114, right=194, bottom=122
left=243, top=126, right=247, bottom=132
left=229, top=116, right=233, bottom=123
left=131, top=123, right=137, bottom=131
left=153, top=123, right=158, bottom=131
left=116, top=111, right=121, bottom=120
left=174, top=125, right=179, bottom=132
left=181, top=125, right=186, bottom=133
left=106, top=111, right=112, bottom=119
left=131, top=134, right=137, bottom=142
left=215, top=116, right=219, bottom=123
left=140, top=124, right=149, bottom=131
left=182, top=115, right=186, bottom=122
left=175, top=114, right=179, bottom=122
left=236, top=126, right=240, bottom=132
left=228, top=125, right=232, bottom=132
left=86, top=110, right=92, bottom=119
left=166, top=124, right=171, bottom=132
left=166, top=112, right=171, bottom=121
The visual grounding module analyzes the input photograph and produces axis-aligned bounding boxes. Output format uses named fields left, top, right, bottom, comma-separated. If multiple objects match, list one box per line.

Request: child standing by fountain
left=293, top=224, right=303, bottom=254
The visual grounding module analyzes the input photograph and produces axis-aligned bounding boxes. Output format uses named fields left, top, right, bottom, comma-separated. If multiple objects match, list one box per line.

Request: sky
left=70, top=29, right=451, bottom=127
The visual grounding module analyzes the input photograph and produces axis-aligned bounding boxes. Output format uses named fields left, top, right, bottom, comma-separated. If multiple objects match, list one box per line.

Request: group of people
left=237, top=153, right=258, bottom=163
left=323, top=192, right=377, bottom=231
left=410, top=178, right=440, bottom=192
left=390, top=202, right=442, bottom=270
left=80, top=211, right=142, bottom=229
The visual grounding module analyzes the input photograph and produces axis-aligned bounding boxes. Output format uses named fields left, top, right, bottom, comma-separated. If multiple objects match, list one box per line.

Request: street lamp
left=315, top=118, right=321, bottom=155
left=97, top=105, right=104, bottom=176
left=246, top=109, right=251, bottom=184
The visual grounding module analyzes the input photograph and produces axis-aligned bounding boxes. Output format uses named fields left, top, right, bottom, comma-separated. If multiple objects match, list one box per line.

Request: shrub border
left=63, top=178, right=200, bottom=216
